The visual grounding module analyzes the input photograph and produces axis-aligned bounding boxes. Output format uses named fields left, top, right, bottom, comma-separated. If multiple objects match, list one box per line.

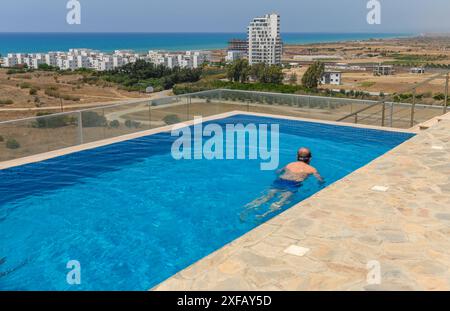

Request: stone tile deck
left=154, top=118, right=450, bottom=291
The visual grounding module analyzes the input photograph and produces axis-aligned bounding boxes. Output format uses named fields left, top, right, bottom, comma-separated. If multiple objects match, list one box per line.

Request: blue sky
left=0, top=0, right=449, bottom=33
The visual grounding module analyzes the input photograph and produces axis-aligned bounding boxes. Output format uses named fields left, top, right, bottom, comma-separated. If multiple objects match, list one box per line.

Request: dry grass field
left=283, top=36, right=450, bottom=97
left=0, top=68, right=150, bottom=121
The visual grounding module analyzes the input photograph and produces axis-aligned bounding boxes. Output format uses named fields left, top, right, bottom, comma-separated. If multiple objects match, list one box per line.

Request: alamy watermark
left=170, top=116, right=279, bottom=171
left=367, top=0, right=381, bottom=25
left=66, top=0, right=81, bottom=25
left=66, top=260, right=81, bottom=285
left=366, top=260, right=382, bottom=285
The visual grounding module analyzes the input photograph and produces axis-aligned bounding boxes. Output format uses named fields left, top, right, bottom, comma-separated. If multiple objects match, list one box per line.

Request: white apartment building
left=45, top=52, right=59, bottom=67
left=192, top=51, right=211, bottom=68
left=95, top=56, right=114, bottom=71
left=248, top=13, right=282, bottom=65
left=164, top=55, right=178, bottom=69
left=3, top=54, right=19, bottom=67
left=113, top=55, right=129, bottom=68
left=31, top=54, right=46, bottom=69
left=57, top=56, right=77, bottom=70
left=177, top=54, right=192, bottom=69
left=76, top=55, right=91, bottom=68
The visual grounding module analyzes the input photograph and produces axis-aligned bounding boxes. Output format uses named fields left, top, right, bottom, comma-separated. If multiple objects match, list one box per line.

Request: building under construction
left=227, top=39, right=248, bottom=53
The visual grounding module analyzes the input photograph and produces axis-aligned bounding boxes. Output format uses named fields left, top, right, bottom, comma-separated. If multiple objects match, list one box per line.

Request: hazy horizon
left=0, top=0, right=449, bottom=33
left=0, top=31, right=419, bottom=34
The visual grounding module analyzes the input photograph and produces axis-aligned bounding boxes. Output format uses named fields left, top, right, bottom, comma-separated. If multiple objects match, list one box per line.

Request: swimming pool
left=0, top=114, right=414, bottom=290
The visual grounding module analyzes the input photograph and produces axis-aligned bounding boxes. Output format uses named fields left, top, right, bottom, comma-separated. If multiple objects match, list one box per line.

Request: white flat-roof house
left=321, top=71, right=342, bottom=85
left=410, top=67, right=425, bottom=74
left=373, top=64, right=394, bottom=76
left=248, top=13, right=282, bottom=65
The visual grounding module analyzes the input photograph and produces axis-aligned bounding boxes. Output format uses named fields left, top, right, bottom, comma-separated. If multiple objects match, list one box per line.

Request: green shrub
left=82, top=111, right=107, bottom=127
left=124, top=119, right=142, bottom=128
left=173, top=80, right=308, bottom=95
left=33, top=112, right=74, bottom=128
left=61, top=94, right=80, bottom=101
left=433, top=93, right=446, bottom=101
left=38, top=64, right=58, bottom=71
left=6, top=138, right=20, bottom=149
left=29, top=88, right=38, bottom=95
left=109, top=120, right=120, bottom=128
left=44, top=88, right=79, bottom=101
left=0, top=135, right=4, bottom=142
left=19, top=82, right=32, bottom=89
left=163, top=114, right=181, bottom=125
left=45, top=88, right=60, bottom=98
left=0, top=99, right=14, bottom=105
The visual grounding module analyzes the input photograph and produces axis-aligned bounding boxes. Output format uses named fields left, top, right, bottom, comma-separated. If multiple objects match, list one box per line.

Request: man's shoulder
left=301, top=163, right=317, bottom=173
left=287, top=162, right=316, bottom=171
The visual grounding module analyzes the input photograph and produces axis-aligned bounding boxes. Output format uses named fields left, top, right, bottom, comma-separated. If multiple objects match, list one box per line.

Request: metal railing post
left=390, top=102, right=394, bottom=127
left=187, top=96, right=191, bottom=120
left=77, top=111, right=83, bottom=145
left=381, top=102, right=386, bottom=127
left=148, top=102, right=152, bottom=129
left=410, top=89, right=416, bottom=127
left=444, top=73, right=449, bottom=114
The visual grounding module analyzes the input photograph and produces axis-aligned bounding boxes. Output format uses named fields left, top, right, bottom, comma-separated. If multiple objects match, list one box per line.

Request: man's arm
left=276, top=166, right=286, bottom=175
left=312, top=169, right=324, bottom=183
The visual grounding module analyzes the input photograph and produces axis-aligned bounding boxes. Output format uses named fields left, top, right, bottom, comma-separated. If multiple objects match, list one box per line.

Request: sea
left=0, top=32, right=414, bottom=55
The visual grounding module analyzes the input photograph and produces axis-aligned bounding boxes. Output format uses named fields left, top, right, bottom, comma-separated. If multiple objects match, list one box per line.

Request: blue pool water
left=0, top=115, right=414, bottom=290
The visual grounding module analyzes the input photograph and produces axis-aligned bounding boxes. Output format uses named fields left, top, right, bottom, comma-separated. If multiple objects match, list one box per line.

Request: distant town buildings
left=148, top=50, right=211, bottom=69
left=327, top=63, right=367, bottom=72
left=321, top=71, right=342, bottom=85
left=1, top=49, right=211, bottom=71
left=248, top=13, right=282, bottom=65
left=293, top=55, right=343, bottom=62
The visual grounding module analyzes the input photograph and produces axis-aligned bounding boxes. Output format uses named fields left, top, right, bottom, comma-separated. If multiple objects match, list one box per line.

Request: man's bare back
left=280, top=161, right=323, bottom=183
left=278, top=148, right=323, bottom=183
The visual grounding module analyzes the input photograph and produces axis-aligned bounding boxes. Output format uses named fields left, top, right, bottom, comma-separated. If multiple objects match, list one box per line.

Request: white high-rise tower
left=248, top=13, right=282, bottom=65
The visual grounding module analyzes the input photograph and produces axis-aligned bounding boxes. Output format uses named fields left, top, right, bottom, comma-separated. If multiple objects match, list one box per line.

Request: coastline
left=0, top=32, right=415, bottom=55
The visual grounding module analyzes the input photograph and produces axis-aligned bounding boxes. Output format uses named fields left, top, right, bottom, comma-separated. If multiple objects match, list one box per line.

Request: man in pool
left=243, top=148, right=324, bottom=219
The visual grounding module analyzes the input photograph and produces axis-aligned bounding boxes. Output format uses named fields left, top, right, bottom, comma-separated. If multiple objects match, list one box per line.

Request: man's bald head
left=297, top=148, right=312, bottom=163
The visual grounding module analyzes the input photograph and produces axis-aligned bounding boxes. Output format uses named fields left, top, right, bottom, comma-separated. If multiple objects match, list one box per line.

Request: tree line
left=226, top=59, right=284, bottom=84
left=96, top=60, right=203, bottom=91
left=227, top=59, right=325, bottom=89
